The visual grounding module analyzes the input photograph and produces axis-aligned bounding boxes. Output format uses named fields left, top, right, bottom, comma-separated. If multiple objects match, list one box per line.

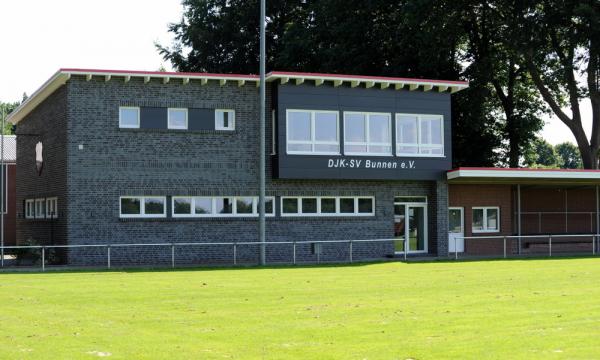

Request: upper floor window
left=281, top=196, right=374, bottom=216
left=168, top=108, right=188, bottom=130
left=172, top=196, right=274, bottom=217
left=344, top=112, right=392, bottom=156
left=216, top=109, right=235, bottom=130
left=35, top=198, right=46, bottom=219
left=119, top=106, right=140, bottom=128
left=25, top=199, right=34, bottom=219
left=286, top=110, right=339, bottom=155
left=396, top=114, right=444, bottom=156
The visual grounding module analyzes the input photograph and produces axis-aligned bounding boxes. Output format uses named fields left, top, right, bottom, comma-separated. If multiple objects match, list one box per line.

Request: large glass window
left=46, top=197, right=58, bottom=218
left=286, top=110, right=339, bottom=154
left=168, top=108, right=188, bottom=129
left=472, top=207, right=500, bottom=233
left=119, top=107, right=140, bottom=128
left=396, top=114, right=444, bottom=156
left=344, top=112, right=392, bottom=155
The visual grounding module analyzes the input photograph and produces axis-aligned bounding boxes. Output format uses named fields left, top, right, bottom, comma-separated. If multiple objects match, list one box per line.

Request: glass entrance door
left=394, top=198, right=428, bottom=254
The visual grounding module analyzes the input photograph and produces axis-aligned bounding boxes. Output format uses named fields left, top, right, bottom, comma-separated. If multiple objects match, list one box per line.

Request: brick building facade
left=8, top=69, right=467, bottom=265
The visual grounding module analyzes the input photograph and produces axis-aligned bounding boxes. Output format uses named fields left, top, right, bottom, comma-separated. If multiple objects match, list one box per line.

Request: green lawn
left=1, top=259, right=600, bottom=359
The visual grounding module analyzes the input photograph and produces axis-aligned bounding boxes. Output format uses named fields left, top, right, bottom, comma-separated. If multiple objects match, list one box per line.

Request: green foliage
left=524, top=138, right=561, bottom=168
left=0, top=101, right=18, bottom=135
left=555, top=142, right=583, bottom=169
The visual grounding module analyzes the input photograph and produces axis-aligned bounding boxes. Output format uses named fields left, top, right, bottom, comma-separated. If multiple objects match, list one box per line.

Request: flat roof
left=7, top=68, right=469, bottom=125
left=448, top=167, right=600, bottom=185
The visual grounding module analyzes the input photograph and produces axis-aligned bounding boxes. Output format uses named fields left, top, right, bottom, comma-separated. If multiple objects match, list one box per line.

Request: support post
left=171, top=244, right=175, bottom=269
left=503, top=236, right=507, bottom=259
left=107, top=245, right=111, bottom=269
left=517, top=184, right=522, bottom=255
left=549, top=234, right=552, bottom=257
left=41, top=247, right=45, bottom=271
left=404, top=239, right=407, bottom=261
left=293, top=241, right=296, bottom=265
left=233, top=243, right=237, bottom=265
left=349, top=240, right=353, bottom=263
left=454, top=236, right=458, bottom=260
left=258, top=0, right=267, bottom=265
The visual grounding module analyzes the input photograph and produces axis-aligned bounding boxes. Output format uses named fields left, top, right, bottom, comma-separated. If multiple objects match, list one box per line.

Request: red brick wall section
left=2, top=164, right=16, bottom=246
left=449, top=184, right=513, bottom=256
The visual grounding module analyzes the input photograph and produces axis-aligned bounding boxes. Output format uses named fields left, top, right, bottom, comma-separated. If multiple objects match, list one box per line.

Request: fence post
left=171, top=244, right=175, bottom=269
left=349, top=240, right=353, bottom=263
left=518, top=236, right=522, bottom=255
left=549, top=234, right=552, bottom=257
left=404, top=239, right=407, bottom=261
left=454, top=236, right=458, bottom=260
left=293, top=241, right=296, bottom=265
left=233, top=243, right=237, bottom=265
left=503, top=236, right=507, bottom=259
left=593, top=235, right=596, bottom=255
left=41, top=247, right=45, bottom=272
left=107, top=245, right=111, bottom=269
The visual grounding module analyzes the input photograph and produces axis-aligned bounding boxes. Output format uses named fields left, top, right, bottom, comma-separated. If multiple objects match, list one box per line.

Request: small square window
left=216, top=109, right=235, bottom=130
left=282, top=198, right=299, bottom=214
left=121, top=197, right=141, bottom=216
left=194, top=197, right=213, bottom=215
left=173, top=197, right=192, bottom=215
left=320, top=198, right=337, bottom=213
left=168, top=108, right=188, bottom=129
left=236, top=197, right=254, bottom=214
left=301, top=198, right=318, bottom=214
left=119, top=107, right=140, bottom=128
left=46, top=198, right=58, bottom=218
left=216, top=197, right=233, bottom=214
left=358, top=198, right=373, bottom=214
left=264, top=197, right=274, bottom=215
left=144, top=197, right=165, bottom=215
left=339, top=198, right=355, bottom=213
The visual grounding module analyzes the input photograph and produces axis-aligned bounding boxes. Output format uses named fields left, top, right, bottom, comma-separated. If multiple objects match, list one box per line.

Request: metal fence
left=0, top=238, right=407, bottom=271
left=451, top=234, right=600, bottom=259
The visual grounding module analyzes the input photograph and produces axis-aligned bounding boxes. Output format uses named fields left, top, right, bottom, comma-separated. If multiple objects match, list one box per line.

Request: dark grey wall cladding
left=189, top=108, right=215, bottom=130
left=16, top=74, right=449, bottom=265
left=140, top=107, right=167, bottom=129
left=275, top=82, right=452, bottom=180
left=15, top=85, right=68, bottom=248
left=139, top=107, right=215, bottom=130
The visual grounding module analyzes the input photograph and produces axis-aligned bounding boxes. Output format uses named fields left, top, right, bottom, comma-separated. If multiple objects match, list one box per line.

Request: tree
left=555, top=141, right=583, bottom=168
left=457, top=1, right=546, bottom=167
left=157, top=0, right=551, bottom=168
left=525, top=138, right=561, bottom=168
left=496, top=0, right=600, bottom=168
left=0, top=101, right=18, bottom=135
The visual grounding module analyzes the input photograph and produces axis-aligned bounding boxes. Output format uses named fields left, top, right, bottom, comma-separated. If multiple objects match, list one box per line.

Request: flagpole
left=258, top=0, right=267, bottom=265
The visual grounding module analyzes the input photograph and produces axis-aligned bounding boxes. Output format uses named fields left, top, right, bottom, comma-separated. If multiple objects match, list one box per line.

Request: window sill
left=471, top=230, right=500, bottom=234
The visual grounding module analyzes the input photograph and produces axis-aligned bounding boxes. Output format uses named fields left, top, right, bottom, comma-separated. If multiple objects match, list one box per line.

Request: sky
left=0, top=0, right=591, bottom=145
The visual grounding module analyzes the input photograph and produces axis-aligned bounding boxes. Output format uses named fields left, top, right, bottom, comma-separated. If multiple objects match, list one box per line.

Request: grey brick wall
left=15, top=85, right=68, bottom=254
left=16, top=75, right=449, bottom=265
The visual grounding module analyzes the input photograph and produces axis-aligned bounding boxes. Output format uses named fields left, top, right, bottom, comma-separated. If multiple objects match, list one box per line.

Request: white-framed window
left=168, top=108, right=188, bottom=129
left=119, top=106, right=140, bottom=128
left=46, top=197, right=58, bottom=219
left=25, top=199, right=35, bottom=219
left=172, top=196, right=275, bottom=217
left=344, top=112, right=392, bottom=155
left=119, top=196, right=166, bottom=218
left=286, top=110, right=340, bottom=155
left=215, top=109, right=235, bottom=130
left=472, top=207, right=500, bottom=233
left=35, top=198, right=46, bottom=219
left=396, top=114, right=444, bottom=156
left=280, top=196, right=375, bottom=217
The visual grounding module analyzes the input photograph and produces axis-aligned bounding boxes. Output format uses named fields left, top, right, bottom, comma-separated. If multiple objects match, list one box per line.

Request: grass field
left=1, top=258, right=600, bottom=359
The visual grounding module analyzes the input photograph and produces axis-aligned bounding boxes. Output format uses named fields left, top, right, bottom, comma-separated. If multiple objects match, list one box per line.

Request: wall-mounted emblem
left=35, top=141, right=43, bottom=175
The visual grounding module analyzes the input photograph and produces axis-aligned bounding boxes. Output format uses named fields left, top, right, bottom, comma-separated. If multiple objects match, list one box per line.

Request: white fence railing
left=0, top=238, right=407, bottom=271
left=452, top=234, right=600, bottom=259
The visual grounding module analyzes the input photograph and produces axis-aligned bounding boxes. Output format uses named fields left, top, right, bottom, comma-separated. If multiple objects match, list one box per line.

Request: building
left=0, top=135, right=17, bottom=247
left=7, top=68, right=469, bottom=265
